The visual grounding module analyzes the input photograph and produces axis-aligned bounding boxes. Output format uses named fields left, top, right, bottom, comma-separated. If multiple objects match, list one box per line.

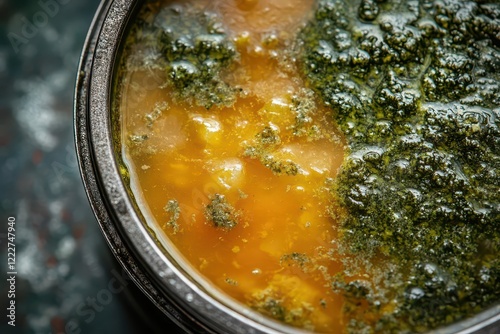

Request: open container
left=74, top=0, right=500, bottom=333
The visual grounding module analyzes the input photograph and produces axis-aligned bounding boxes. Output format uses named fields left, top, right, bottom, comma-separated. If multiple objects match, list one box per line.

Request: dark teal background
left=0, top=1, right=167, bottom=333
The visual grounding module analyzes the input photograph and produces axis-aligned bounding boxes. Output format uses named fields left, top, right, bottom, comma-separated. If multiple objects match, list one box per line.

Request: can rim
left=74, top=0, right=500, bottom=333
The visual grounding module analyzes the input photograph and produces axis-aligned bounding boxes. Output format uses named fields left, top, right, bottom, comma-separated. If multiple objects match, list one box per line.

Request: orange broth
left=119, top=0, right=348, bottom=331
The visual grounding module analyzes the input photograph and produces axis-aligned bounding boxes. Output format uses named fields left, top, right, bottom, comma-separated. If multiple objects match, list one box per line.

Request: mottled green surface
left=127, top=2, right=239, bottom=109
left=299, top=0, right=500, bottom=332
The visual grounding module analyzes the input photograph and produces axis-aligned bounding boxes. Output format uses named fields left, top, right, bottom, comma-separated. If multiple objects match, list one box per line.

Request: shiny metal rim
left=74, top=0, right=500, bottom=333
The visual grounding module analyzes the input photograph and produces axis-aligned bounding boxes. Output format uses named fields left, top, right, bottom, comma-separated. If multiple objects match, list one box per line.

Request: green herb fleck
left=243, top=126, right=300, bottom=176
left=225, top=277, right=238, bottom=286
left=164, top=199, right=180, bottom=233
left=205, top=194, right=239, bottom=230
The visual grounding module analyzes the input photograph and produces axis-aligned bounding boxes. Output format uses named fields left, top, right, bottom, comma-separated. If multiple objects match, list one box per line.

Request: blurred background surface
left=0, top=1, right=164, bottom=333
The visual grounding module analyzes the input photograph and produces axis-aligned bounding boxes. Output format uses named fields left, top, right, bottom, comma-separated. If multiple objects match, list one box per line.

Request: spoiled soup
left=116, top=0, right=500, bottom=333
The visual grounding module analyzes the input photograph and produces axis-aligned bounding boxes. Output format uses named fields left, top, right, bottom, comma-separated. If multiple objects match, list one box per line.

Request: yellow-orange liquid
left=119, top=0, right=348, bottom=331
